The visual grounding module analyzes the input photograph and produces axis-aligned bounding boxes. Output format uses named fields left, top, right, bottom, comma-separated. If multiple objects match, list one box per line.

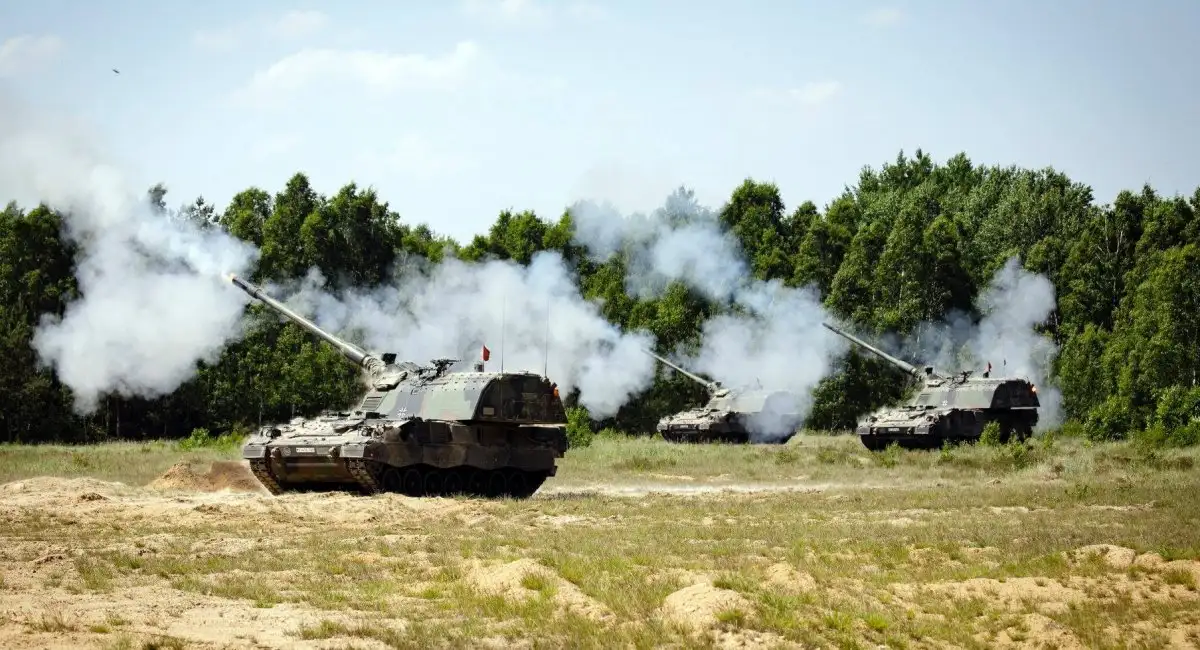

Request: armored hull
left=854, top=391, right=1038, bottom=451
left=655, top=390, right=801, bottom=444
left=641, top=349, right=801, bottom=444
left=656, top=408, right=745, bottom=443
left=228, top=274, right=569, bottom=498
left=823, top=322, right=1041, bottom=451
left=243, top=403, right=567, bottom=498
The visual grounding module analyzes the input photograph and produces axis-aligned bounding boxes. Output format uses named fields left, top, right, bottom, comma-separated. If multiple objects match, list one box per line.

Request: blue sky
left=2, top=0, right=1198, bottom=244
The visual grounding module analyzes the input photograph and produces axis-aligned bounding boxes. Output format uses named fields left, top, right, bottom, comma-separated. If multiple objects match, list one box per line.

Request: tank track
left=248, top=457, right=548, bottom=499
left=248, top=459, right=283, bottom=495
left=346, top=458, right=382, bottom=495
left=859, top=418, right=1037, bottom=451
left=360, top=463, right=548, bottom=499
left=661, top=430, right=751, bottom=444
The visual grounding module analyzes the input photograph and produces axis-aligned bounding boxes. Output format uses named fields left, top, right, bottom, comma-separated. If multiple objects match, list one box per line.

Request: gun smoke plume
left=566, top=188, right=848, bottom=441
left=874, top=256, right=1063, bottom=431
left=0, top=93, right=260, bottom=413
left=569, top=190, right=748, bottom=304
left=0, top=92, right=655, bottom=419
left=264, top=251, right=657, bottom=419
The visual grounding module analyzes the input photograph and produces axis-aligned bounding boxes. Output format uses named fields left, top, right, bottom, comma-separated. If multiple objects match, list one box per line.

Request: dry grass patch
left=1, top=434, right=1198, bottom=647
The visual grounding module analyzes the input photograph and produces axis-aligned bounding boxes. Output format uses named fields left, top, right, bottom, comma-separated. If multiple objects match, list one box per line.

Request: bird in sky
left=112, top=68, right=120, bottom=74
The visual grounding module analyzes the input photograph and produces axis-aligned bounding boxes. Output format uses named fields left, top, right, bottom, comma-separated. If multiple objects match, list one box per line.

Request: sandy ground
left=2, top=458, right=1199, bottom=649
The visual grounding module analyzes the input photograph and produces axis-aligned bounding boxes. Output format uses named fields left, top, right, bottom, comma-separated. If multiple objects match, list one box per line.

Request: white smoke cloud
left=262, top=250, right=657, bottom=419
left=682, top=279, right=847, bottom=440
left=858, top=256, right=1063, bottom=432
left=567, top=187, right=849, bottom=440
left=0, top=92, right=260, bottom=413
left=969, top=257, right=1062, bottom=430
left=568, top=191, right=749, bottom=303
left=0, top=90, right=655, bottom=420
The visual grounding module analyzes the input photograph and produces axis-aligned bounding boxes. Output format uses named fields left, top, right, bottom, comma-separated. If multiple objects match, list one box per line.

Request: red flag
left=482, top=345, right=490, bottom=361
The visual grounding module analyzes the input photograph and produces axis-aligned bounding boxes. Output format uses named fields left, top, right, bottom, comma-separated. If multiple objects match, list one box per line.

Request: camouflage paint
left=230, top=274, right=569, bottom=499
left=822, top=322, right=1040, bottom=450
left=642, top=348, right=801, bottom=444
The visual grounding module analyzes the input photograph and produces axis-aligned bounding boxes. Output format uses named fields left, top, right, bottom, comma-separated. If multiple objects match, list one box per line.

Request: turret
left=229, top=273, right=390, bottom=377
left=821, top=322, right=950, bottom=382
left=642, top=348, right=729, bottom=397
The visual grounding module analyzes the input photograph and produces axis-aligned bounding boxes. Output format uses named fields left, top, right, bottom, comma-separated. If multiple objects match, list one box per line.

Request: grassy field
left=1, top=432, right=1198, bottom=649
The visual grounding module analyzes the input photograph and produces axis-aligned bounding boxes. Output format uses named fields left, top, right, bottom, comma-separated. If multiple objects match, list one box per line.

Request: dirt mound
left=1066, top=544, right=1138, bottom=569
left=466, top=558, right=612, bottom=621
left=660, top=582, right=752, bottom=632
left=1065, top=544, right=1200, bottom=583
left=906, top=576, right=1086, bottom=611
left=1, top=476, right=126, bottom=496
left=148, top=461, right=264, bottom=494
left=992, top=613, right=1086, bottom=648
left=0, top=476, right=129, bottom=507
left=0, top=583, right=366, bottom=650
left=763, top=563, right=816, bottom=593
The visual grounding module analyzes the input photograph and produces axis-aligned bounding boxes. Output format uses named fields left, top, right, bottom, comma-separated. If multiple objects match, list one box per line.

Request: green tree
left=2, top=148, right=1199, bottom=449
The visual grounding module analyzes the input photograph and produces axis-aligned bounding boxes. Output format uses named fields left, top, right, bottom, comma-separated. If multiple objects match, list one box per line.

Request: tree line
left=1, top=149, right=1197, bottom=448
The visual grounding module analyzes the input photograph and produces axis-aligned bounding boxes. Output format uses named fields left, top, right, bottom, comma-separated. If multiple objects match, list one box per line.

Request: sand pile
left=1066, top=544, right=1200, bottom=585
left=149, top=461, right=265, bottom=493
left=0, top=476, right=131, bottom=508
left=466, top=558, right=612, bottom=622
left=1, top=476, right=126, bottom=496
left=763, top=562, right=816, bottom=593
left=660, top=582, right=752, bottom=632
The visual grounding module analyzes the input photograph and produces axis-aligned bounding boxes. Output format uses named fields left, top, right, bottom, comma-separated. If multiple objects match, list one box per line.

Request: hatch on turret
left=910, top=378, right=1040, bottom=410
left=989, top=380, right=1041, bottom=408
left=414, top=372, right=567, bottom=423
left=474, top=373, right=567, bottom=423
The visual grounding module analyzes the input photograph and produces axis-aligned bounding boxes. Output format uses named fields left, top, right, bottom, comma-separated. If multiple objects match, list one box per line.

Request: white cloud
left=744, top=81, right=844, bottom=114
left=250, top=133, right=302, bottom=161
left=192, top=26, right=240, bottom=53
left=269, top=10, right=330, bottom=39
left=787, top=81, right=843, bottom=106
left=460, top=0, right=606, bottom=26
left=231, top=41, right=482, bottom=108
left=865, top=8, right=904, bottom=27
left=358, top=133, right=480, bottom=181
left=461, top=0, right=549, bottom=24
left=0, top=34, right=64, bottom=77
left=567, top=1, right=609, bottom=21
left=193, top=9, right=330, bottom=52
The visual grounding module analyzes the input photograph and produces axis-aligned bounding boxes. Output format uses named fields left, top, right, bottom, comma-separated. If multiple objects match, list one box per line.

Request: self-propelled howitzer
left=643, top=349, right=801, bottom=444
left=229, top=273, right=397, bottom=378
left=228, top=273, right=569, bottom=498
left=821, top=322, right=1040, bottom=450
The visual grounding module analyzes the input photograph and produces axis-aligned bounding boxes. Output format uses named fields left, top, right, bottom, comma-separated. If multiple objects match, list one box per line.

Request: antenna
left=542, top=294, right=550, bottom=377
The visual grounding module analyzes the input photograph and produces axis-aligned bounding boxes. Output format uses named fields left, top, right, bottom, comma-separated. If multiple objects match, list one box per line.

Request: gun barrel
left=821, top=322, right=921, bottom=377
left=228, top=273, right=371, bottom=369
left=641, top=348, right=719, bottom=391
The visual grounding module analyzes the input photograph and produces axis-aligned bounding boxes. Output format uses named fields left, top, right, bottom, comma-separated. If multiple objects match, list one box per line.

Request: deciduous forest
left=2, top=149, right=1198, bottom=448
